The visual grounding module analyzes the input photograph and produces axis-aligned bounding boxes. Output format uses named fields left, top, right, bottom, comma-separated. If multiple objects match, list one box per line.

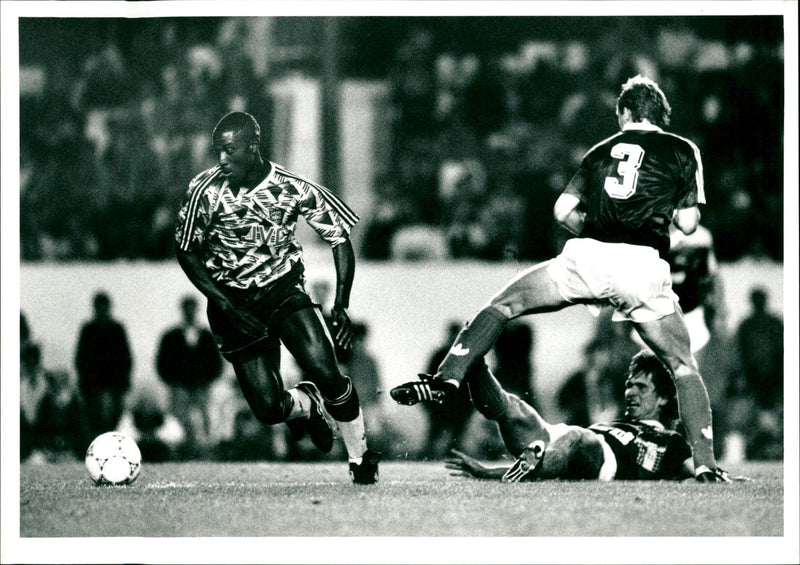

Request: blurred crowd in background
left=19, top=16, right=783, bottom=263
left=21, top=280, right=783, bottom=465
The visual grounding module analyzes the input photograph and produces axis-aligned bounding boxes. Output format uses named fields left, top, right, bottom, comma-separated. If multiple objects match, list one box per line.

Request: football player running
left=446, top=351, right=745, bottom=482
left=175, top=112, right=379, bottom=484
left=393, top=75, right=729, bottom=482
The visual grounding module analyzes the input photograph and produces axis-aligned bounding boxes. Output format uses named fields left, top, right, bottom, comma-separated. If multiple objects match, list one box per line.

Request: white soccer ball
left=85, top=432, right=142, bottom=486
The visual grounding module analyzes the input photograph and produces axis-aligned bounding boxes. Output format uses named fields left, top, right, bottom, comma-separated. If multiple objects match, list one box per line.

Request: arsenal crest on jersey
left=269, top=208, right=285, bottom=224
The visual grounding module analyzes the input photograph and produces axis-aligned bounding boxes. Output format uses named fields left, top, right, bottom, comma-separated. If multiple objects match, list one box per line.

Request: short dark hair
left=628, top=350, right=678, bottom=423
left=212, top=111, right=261, bottom=146
left=617, top=75, right=671, bottom=128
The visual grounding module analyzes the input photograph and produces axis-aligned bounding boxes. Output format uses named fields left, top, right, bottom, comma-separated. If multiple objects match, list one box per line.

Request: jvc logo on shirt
left=246, top=224, right=268, bottom=244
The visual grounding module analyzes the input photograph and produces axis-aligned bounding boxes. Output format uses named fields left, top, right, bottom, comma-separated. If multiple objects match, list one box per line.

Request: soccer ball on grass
left=85, top=431, right=141, bottom=485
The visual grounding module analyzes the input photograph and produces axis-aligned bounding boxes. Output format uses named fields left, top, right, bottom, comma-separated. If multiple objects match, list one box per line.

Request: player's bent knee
left=314, top=371, right=349, bottom=400
left=485, top=302, right=515, bottom=320
left=251, top=392, right=292, bottom=425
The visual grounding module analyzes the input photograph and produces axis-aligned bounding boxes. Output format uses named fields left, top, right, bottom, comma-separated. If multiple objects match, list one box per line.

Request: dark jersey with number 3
left=564, top=123, right=705, bottom=257
left=589, top=419, right=692, bottom=480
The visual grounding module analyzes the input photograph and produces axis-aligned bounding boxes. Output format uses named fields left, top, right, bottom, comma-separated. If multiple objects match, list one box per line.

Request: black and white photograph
left=1, top=1, right=797, bottom=564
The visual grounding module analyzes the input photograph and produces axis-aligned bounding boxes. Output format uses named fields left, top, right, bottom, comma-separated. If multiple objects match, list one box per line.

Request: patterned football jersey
left=176, top=162, right=358, bottom=290
left=564, top=123, right=705, bottom=257
left=589, top=419, right=692, bottom=480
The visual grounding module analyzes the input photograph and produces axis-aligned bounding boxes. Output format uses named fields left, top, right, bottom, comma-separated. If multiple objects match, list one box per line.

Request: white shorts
left=595, top=435, right=618, bottom=481
left=545, top=238, right=677, bottom=323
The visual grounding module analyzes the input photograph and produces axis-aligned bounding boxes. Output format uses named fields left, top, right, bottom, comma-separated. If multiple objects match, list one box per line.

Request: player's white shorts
left=545, top=238, right=677, bottom=323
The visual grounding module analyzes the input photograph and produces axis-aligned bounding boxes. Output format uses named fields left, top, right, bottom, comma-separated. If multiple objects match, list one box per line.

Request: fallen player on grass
left=445, top=351, right=746, bottom=482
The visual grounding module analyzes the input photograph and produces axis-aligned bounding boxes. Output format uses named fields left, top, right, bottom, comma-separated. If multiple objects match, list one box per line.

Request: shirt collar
left=622, top=122, right=663, bottom=132
left=221, top=162, right=275, bottom=199
left=263, top=161, right=276, bottom=185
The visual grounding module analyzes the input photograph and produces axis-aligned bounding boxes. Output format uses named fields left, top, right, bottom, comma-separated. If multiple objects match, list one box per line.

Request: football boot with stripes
left=286, top=381, right=334, bottom=453
left=502, top=440, right=546, bottom=483
left=390, top=373, right=458, bottom=406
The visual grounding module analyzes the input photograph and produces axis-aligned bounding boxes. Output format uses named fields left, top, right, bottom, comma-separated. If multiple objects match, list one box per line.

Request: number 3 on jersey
left=604, top=143, right=645, bottom=199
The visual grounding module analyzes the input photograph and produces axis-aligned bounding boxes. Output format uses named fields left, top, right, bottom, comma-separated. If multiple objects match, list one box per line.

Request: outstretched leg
left=438, top=262, right=568, bottom=385
left=634, top=306, right=717, bottom=473
left=391, top=263, right=570, bottom=407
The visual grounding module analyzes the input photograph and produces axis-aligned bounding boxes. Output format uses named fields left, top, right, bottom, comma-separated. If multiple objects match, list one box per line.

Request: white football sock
left=287, top=387, right=311, bottom=420
left=336, top=408, right=368, bottom=463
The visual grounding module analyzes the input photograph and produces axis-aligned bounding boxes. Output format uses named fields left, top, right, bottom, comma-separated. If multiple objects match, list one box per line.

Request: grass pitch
left=11, top=459, right=791, bottom=563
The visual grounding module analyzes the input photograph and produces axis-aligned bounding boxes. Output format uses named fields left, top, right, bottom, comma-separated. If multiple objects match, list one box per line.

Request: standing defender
left=175, top=111, right=379, bottom=484
left=393, top=75, right=729, bottom=482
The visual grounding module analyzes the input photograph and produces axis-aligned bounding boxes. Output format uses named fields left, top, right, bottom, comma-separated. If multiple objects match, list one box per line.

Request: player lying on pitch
left=446, top=350, right=745, bottom=482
